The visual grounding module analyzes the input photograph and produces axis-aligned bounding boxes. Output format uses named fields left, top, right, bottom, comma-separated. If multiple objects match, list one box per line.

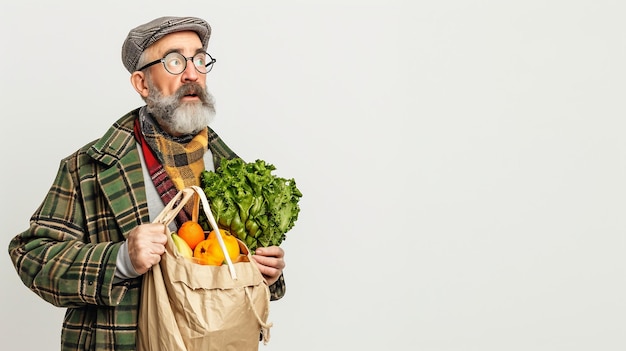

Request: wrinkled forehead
left=144, top=31, right=205, bottom=58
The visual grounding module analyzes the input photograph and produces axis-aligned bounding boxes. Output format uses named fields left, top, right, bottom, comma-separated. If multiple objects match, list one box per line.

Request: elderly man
left=8, top=16, right=285, bottom=351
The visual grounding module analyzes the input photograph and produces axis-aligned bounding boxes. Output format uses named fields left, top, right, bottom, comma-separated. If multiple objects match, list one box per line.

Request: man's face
left=143, top=31, right=207, bottom=97
left=140, top=31, right=215, bottom=136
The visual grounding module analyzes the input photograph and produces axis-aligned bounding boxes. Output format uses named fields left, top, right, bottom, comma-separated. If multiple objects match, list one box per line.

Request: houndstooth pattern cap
left=121, top=16, right=211, bottom=73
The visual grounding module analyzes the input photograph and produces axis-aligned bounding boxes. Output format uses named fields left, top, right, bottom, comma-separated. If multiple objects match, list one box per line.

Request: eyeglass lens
left=163, top=52, right=213, bottom=74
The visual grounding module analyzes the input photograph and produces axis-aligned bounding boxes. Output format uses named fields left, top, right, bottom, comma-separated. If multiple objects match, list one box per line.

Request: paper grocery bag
left=137, top=186, right=272, bottom=351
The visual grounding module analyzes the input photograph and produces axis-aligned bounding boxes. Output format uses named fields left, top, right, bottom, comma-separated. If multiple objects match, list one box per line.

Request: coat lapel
left=98, top=148, right=149, bottom=237
left=88, top=110, right=150, bottom=238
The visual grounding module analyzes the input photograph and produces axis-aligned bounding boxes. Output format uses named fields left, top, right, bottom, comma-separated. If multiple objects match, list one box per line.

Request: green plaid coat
left=8, top=108, right=285, bottom=350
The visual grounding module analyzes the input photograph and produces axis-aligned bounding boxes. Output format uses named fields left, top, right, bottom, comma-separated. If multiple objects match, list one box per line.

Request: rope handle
left=152, top=186, right=238, bottom=280
left=245, top=286, right=273, bottom=344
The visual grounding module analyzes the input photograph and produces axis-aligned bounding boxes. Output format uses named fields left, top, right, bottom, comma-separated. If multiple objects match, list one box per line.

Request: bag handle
left=153, top=186, right=238, bottom=280
left=152, top=188, right=197, bottom=226
left=245, top=286, right=273, bottom=344
left=190, top=186, right=237, bottom=280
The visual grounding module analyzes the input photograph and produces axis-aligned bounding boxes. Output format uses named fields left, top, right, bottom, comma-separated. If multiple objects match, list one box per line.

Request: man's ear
left=130, top=72, right=149, bottom=98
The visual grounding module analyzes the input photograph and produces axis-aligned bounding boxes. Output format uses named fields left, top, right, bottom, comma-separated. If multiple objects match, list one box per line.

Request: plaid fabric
left=134, top=117, right=191, bottom=226
left=139, top=108, right=208, bottom=191
left=8, top=108, right=286, bottom=351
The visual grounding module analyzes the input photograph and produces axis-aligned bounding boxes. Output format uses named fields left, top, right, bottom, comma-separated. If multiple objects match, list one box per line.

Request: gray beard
left=145, top=81, right=216, bottom=136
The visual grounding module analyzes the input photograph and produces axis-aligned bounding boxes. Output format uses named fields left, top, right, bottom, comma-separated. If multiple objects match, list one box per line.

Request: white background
left=1, top=1, right=625, bottom=350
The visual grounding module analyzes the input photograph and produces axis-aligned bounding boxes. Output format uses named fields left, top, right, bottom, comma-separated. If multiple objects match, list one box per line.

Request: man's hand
left=252, top=246, right=285, bottom=286
left=126, top=223, right=169, bottom=275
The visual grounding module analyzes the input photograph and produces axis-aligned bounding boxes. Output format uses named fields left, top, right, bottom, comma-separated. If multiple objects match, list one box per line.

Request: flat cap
left=121, top=16, right=211, bottom=73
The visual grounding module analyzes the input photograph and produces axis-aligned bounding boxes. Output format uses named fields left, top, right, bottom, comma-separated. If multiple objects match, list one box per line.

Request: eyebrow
left=162, top=47, right=205, bottom=57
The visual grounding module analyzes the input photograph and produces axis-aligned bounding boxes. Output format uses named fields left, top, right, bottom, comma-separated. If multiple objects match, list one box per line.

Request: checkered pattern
left=121, top=16, right=211, bottom=73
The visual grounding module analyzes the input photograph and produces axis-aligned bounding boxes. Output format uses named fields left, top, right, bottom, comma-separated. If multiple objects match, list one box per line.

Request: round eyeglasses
left=137, top=52, right=216, bottom=75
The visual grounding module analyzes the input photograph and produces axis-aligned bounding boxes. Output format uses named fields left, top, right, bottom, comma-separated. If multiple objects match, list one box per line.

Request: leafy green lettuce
left=199, top=158, right=302, bottom=252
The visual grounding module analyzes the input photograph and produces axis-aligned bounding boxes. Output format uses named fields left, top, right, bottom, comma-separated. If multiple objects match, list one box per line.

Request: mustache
left=175, top=83, right=207, bottom=101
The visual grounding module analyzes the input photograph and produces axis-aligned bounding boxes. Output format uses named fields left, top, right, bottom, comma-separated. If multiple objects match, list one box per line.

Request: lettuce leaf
left=199, top=158, right=302, bottom=252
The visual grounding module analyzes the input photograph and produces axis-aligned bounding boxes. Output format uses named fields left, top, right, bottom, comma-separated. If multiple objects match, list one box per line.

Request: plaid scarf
left=134, top=107, right=208, bottom=225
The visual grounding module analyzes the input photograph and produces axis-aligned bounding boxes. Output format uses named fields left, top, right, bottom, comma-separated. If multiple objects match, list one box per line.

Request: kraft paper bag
left=137, top=186, right=272, bottom=351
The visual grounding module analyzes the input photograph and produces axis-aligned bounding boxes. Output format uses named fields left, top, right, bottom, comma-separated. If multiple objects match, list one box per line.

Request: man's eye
left=169, top=58, right=183, bottom=67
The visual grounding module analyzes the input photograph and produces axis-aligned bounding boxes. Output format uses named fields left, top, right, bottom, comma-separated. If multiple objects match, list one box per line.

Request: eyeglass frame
left=136, top=51, right=216, bottom=75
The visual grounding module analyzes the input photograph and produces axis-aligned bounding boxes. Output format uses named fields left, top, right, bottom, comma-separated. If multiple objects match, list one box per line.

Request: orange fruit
left=193, top=229, right=241, bottom=265
left=177, top=221, right=205, bottom=250
left=194, top=239, right=224, bottom=266
left=207, top=229, right=240, bottom=261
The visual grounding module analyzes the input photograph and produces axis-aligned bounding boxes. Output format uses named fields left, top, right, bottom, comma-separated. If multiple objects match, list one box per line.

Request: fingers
left=142, top=223, right=169, bottom=245
left=252, top=253, right=286, bottom=271
left=127, top=224, right=169, bottom=274
left=252, top=246, right=285, bottom=270
left=254, top=263, right=283, bottom=286
left=255, top=245, right=284, bottom=259
left=252, top=246, right=286, bottom=285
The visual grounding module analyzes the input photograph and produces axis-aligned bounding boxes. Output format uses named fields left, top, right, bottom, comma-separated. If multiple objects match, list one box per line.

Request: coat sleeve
left=269, top=273, right=286, bottom=301
left=8, top=155, right=130, bottom=308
